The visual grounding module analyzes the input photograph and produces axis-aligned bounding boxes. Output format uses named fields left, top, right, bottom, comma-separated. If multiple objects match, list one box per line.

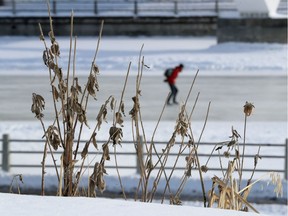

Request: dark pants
left=168, top=83, right=178, bottom=103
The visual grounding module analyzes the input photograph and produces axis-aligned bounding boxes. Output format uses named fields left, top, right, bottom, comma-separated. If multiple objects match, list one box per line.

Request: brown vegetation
left=30, top=1, right=282, bottom=213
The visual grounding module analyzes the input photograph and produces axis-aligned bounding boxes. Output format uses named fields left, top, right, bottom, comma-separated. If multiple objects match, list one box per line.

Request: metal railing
left=0, top=0, right=286, bottom=16
left=0, top=134, right=287, bottom=179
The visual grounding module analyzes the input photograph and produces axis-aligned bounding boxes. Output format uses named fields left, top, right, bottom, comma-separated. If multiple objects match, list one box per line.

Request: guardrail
left=0, top=0, right=286, bottom=16
left=0, top=134, right=287, bottom=180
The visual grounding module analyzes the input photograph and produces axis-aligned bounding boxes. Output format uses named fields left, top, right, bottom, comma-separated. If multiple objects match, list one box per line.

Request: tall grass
left=31, top=1, right=282, bottom=212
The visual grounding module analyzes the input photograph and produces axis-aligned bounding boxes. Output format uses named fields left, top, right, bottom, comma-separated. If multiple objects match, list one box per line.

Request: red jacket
left=167, top=66, right=182, bottom=84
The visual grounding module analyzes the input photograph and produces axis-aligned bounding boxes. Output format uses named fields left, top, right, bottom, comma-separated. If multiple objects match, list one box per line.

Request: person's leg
left=172, top=85, right=178, bottom=104
left=168, top=84, right=178, bottom=104
left=167, top=83, right=174, bottom=104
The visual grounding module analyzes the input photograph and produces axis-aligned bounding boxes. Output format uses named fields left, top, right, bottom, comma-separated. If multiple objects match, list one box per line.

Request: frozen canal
left=0, top=36, right=286, bottom=123
left=0, top=74, right=286, bottom=122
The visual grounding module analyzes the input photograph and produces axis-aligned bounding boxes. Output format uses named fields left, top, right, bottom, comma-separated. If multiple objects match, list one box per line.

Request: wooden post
left=285, top=139, right=288, bottom=180
left=136, top=135, right=143, bottom=175
left=2, top=134, right=10, bottom=172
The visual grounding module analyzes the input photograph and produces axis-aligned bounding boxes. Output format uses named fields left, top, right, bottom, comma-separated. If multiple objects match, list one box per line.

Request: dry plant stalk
left=129, top=64, right=211, bottom=206
left=31, top=3, right=282, bottom=213
left=34, top=0, right=214, bottom=206
left=206, top=102, right=283, bottom=212
left=34, top=1, right=131, bottom=198
left=33, top=0, right=115, bottom=196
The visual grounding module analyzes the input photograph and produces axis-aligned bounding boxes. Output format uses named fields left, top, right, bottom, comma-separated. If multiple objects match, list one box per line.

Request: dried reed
left=31, top=2, right=283, bottom=213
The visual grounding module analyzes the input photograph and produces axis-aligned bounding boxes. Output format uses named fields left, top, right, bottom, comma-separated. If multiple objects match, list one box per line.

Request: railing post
left=215, top=0, right=219, bottom=15
left=12, top=0, right=16, bottom=15
left=2, top=134, right=10, bottom=172
left=52, top=0, right=56, bottom=14
left=134, top=1, right=138, bottom=16
left=285, top=139, right=288, bottom=180
left=94, top=0, right=98, bottom=14
left=174, top=1, right=178, bottom=15
left=136, top=136, right=143, bottom=175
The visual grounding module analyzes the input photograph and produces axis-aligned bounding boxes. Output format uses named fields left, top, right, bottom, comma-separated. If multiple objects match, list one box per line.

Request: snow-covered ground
left=0, top=36, right=287, bottom=215
left=0, top=36, right=286, bottom=76
left=2, top=192, right=283, bottom=216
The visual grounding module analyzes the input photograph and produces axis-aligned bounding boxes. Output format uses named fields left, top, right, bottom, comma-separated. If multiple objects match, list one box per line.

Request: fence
left=0, top=134, right=287, bottom=180
left=0, top=0, right=287, bottom=16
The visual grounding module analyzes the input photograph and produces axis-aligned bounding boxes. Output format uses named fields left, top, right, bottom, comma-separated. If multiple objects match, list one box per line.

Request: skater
left=164, top=63, right=184, bottom=105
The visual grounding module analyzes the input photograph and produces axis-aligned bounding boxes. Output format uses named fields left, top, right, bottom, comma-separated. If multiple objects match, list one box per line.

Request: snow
left=0, top=36, right=286, bottom=76
left=0, top=35, right=287, bottom=215
left=0, top=192, right=275, bottom=216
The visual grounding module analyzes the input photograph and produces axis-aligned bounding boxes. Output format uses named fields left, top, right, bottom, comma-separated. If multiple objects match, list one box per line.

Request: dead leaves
left=31, top=93, right=45, bottom=119
left=96, top=104, right=108, bottom=131
left=51, top=41, right=60, bottom=56
left=44, top=125, right=61, bottom=150
left=129, top=96, right=139, bottom=120
left=174, top=105, right=189, bottom=138
left=89, top=162, right=107, bottom=197
left=109, top=126, right=123, bottom=146
left=115, top=112, right=124, bottom=127
left=87, top=65, right=100, bottom=99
